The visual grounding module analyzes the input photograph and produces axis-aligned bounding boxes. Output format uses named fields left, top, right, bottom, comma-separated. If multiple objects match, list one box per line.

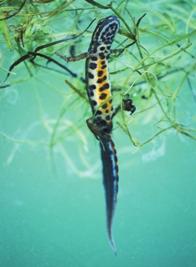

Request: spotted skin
left=86, top=16, right=120, bottom=135
left=86, top=55, right=113, bottom=128
left=85, top=16, right=120, bottom=253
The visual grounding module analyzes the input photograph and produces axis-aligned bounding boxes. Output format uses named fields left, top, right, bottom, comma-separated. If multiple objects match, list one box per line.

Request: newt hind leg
left=112, top=95, right=136, bottom=119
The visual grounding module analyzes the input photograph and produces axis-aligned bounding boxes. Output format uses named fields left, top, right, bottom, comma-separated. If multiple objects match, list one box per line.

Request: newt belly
left=86, top=56, right=113, bottom=130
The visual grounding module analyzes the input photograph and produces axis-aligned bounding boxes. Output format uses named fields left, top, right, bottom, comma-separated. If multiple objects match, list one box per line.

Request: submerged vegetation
left=0, top=0, right=195, bottom=166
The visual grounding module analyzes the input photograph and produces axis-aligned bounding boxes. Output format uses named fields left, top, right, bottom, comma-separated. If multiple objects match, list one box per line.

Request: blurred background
left=0, top=0, right=196, bottom=266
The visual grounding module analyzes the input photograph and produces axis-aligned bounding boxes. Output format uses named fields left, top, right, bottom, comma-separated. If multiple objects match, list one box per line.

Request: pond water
left=0, top=1, right=196, bottom=266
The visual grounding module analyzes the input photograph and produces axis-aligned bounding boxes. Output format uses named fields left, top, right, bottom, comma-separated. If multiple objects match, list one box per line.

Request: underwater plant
left=0, top=0, right=195, bottom=253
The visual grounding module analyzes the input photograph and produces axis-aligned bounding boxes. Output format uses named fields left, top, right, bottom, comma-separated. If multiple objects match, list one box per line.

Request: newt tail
left=100, top=137, right=119, bottom=253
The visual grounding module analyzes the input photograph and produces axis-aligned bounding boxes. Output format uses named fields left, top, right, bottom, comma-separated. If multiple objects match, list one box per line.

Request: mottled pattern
left=87, top=57, right=112, bottom=117
left=86, top=16, right=120, bottom=135
left=86, top=16, right=120, bottom=253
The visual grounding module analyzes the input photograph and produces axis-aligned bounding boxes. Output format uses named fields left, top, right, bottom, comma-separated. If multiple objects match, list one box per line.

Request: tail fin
left=99, top=137, right=119, bottom=254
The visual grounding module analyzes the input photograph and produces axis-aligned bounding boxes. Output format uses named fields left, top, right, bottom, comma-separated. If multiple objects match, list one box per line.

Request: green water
left=0, top=1, right=196, bottom=266
left=0, top=72, right=196, bottom=267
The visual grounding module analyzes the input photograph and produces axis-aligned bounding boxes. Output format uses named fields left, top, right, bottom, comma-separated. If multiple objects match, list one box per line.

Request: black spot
left=109, top=99, right=112, bottom=103
left=103, top=122, right=113, bottom=133
left=89, top=62, right=97, bottom=70
left=99, top=53, right=105, bottom=59
left=96, top=110, right=102, bottom=115
left=101, top=64, right=107, bottom=69
left=111, top=23, right=117, bottom=29
left=105, top=109, right=109, bottom=113
left=99, top=83, right=109, bottom=91
left=97, top=76, right=107, bottom=83
left=105, top=115, right=110, bottom=121
left=100, top=46, right=105, bottom=51
left=89, top=84, right=96, bottom=90
left=102, top=103, right=107, bottom=109
left=98, top=70, right=103, bottom=77
left=91, top=100, right=97, bottom=106
left=88, top=72, right=94, bottom=79
left=95, top=117, right=107, bottom=126
left=99, top=93, right=107, bottom=100
left=90, top=56, right=97, bottom=61
left=103, top=127, right=111, bottom=134
left=92, top=47, right=98, bottom=53
left=89, top=91, right=94, bottom=97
